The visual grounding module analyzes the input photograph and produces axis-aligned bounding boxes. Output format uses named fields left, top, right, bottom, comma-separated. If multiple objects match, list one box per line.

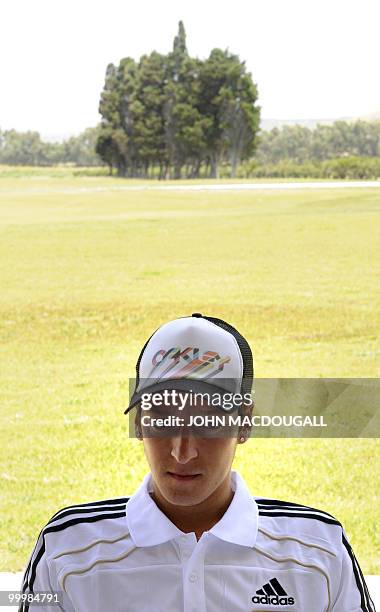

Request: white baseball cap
left=124, top=313, right=253, bottom=413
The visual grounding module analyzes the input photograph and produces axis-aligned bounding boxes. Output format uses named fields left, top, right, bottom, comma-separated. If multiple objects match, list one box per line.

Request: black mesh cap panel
left=201, top=315, right=254, bottom=395
left=134, top=330, right=157, bottom=391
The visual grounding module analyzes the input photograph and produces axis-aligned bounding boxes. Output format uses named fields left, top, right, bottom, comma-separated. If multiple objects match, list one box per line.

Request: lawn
left=0, top=167, right=379, bottom=573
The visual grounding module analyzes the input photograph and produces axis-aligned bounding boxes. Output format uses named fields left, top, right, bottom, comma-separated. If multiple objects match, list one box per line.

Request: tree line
left=256, top=120, right=380, bottom=164
left=95, top=22, right=260, bottom=178
left=1, top=120, right=379, bottom=175
left=0, top=127, right=101, bottom=167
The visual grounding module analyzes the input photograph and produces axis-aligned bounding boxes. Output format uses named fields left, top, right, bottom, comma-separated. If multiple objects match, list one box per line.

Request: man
left=19, top=314, right=375, bottom=611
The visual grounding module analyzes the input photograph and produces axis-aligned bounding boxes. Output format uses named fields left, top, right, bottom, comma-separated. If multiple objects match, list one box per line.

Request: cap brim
left=124, top=378, right=237, bottom=414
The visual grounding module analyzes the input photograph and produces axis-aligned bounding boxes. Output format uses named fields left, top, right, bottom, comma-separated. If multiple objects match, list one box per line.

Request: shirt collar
left=209, top=470, right=258, bottom=548
left=126, top=469, right=258, bottom=548
left=126, top=471, right=184, bottom=547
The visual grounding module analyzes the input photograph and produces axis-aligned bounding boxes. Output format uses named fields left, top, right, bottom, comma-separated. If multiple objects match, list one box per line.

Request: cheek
left=143, top=440, right=168, bottom=465
left=200, top=439, right=237, bottom=466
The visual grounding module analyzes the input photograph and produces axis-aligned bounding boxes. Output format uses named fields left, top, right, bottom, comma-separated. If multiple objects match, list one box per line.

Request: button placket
left=183, top=534, right=208, bottom=612
left=177, top=533, right=196, bottom=563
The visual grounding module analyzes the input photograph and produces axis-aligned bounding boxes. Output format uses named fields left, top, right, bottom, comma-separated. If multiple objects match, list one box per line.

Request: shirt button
left=189, top=572, right=198, bottom=582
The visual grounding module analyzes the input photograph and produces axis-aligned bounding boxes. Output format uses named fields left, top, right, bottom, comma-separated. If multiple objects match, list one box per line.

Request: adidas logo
left=252, top=577, right=295, bottom=606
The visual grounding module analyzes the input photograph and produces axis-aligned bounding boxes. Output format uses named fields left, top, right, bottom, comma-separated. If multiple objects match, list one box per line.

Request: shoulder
left=44, top=495, right=132, bottom=552
left=47, top=495, right=131, bottom=527
left=23, top=496, right=132, bottom=593
left=254, top=495, right=344, bottom=553
left=254, top=496, right=375, bottom=611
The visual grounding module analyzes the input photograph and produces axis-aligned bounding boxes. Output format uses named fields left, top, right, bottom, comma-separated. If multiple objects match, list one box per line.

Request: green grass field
left=0, top=167, right=379, bottom=573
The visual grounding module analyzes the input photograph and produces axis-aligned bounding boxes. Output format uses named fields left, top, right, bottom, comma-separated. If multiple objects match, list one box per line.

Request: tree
left=64, top=127, right=102, bottom=166
left=164, top=24, right=210, bottom=179
left=133, top=51, right=169, bottom=177
left=220, top=69, right=260, bottom=177
left=97, top=59, right=138, bottom=176
left=0, top=129, right=46, bottom=165
left=96, top=23, right=262, bottom=178
left=197, top=49, right=260, bottom=178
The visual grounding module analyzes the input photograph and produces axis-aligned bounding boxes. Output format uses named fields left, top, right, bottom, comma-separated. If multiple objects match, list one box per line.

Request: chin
left=161, top=478, right=206, bottom=506
left=165, top=490, right=205, bottom=506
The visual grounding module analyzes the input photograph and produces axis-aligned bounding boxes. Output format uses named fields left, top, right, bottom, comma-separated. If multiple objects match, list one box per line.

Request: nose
left=170, top=432, right=198, bottom=463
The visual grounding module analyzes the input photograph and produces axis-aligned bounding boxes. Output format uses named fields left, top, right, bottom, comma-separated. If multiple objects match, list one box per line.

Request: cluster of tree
left=0, top=127, right=101, bottom=166
left=256, top=120, right=380, bottom=164
left=96, top=22, right=260, bottom=178
left=2, top=118, right=379, bottom=176
left=236, top=156, right=380, bottom=180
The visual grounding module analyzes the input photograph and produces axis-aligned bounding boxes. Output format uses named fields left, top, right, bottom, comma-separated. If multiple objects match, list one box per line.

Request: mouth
left=167, top=472, right=201, bottom=481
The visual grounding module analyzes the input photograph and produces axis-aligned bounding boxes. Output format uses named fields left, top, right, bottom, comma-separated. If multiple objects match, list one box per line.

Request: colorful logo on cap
left=147, top=347, right=231, bottom=379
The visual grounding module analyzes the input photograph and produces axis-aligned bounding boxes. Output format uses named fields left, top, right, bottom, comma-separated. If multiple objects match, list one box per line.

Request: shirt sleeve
left=331, top=528, right=376, bottom=611
left=18, top=528, right=74, bottom=612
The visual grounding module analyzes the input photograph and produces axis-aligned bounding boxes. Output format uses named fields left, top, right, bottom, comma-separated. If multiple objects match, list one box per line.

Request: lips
left=167, top=472, right=201, bottom=481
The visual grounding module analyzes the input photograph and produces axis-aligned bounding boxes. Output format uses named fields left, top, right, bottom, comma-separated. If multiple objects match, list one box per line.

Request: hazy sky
left=1, top=0, right=379, bottom=139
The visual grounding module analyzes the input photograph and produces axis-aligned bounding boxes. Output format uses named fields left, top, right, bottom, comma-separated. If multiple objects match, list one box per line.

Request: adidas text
left=252, top=594, right=295, bottom=605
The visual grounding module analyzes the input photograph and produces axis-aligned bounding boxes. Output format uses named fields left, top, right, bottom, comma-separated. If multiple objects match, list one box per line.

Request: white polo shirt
left=19, top=470, right=375, bottom=611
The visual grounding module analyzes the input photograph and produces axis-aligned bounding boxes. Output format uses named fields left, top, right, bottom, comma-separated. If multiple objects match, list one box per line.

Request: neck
left=150, top=472, right=235, bottom=539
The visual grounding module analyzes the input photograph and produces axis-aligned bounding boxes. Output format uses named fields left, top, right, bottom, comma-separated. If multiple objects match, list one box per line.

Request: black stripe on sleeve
left=47, top=503, right=128, bottom=525
left=22, top=524, right=46, bottom=592
left=48, top=496, right=130, bottom=522
left=342, top=533, right=375, bottom=612
left=258, top=509, right=341, bottom=526
left=256, top=498, right=339, bottom=521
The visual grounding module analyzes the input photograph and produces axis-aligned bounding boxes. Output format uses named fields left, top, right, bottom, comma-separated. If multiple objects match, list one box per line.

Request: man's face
left=137, top=398, right=249, bottom=507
